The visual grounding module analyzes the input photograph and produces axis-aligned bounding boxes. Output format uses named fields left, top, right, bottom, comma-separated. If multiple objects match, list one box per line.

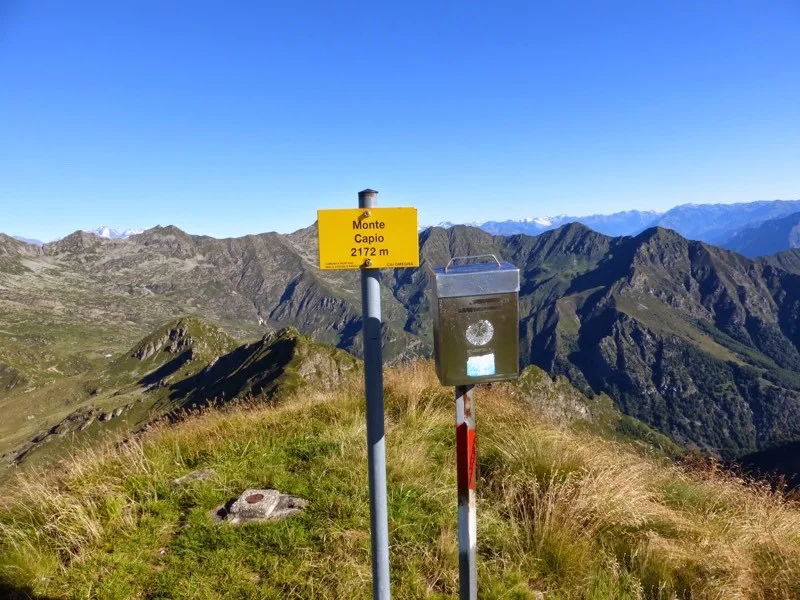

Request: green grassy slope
left=0, top=318, right=359, bottom=478
left=1, top=361, right=798, bottom=599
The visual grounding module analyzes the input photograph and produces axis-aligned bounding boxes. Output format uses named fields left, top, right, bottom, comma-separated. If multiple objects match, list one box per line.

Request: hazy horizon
left=6, top=196, right=800, bottom=243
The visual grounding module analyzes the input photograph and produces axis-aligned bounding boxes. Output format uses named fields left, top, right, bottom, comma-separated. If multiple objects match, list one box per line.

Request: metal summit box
left=430, top=256, right=520, bottom=386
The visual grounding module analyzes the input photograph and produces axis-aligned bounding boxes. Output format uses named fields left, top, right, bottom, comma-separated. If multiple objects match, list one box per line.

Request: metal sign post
left=358, top=189, right=391, bottom=600
left=316, top=190, right=420, bottom=599
left=455, top=384, right=477, bottom=600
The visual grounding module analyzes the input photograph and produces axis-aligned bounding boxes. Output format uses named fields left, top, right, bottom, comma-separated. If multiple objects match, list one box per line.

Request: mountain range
left=478, top=210, right=663, bottom=237
left=11, top=199, right=800, bottom=251
left=10, top=227, right=145, bottom=248
left=434, top=199, right=800, bottom=248
left=6, top=219, right=800, bottom=474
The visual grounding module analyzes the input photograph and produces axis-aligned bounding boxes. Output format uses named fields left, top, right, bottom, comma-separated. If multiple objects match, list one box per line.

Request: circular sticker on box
left=465, top=319, right=494, bottom=346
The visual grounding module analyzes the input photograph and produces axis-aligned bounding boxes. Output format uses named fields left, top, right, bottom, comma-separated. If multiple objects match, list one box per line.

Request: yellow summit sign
left=317, top=207, right=419, bottom=270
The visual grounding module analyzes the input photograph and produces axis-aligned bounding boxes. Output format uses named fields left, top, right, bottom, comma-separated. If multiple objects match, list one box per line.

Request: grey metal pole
left=455, top=384, right=477, bottom=600
left=359, top=188, right=391, bottom=600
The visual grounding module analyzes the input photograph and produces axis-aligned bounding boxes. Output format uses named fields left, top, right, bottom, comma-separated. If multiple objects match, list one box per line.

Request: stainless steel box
left=430, top=256, right=520, bottom=386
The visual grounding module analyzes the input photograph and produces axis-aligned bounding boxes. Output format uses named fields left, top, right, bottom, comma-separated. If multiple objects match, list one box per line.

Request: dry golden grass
left=0, top=359, right=798, bottom=599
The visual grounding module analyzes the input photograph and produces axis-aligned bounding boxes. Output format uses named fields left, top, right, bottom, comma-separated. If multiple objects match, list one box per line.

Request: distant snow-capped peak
left=84, top=226, right=144, bottom=240
left=91, top=226, right=118, bottom=239
left=122, top=228, right=145, bottom=237
left=514, top=215, right=569, bottom=227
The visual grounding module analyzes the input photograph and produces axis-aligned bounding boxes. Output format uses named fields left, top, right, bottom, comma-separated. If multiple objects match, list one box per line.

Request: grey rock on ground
left=172, top=467, right=216, bottom=485
left=213, top=489, right=307, bottom=525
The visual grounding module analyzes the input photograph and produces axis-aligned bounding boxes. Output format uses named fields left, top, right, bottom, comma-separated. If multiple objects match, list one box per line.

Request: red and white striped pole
left=455, top=384, right=477, bottom=600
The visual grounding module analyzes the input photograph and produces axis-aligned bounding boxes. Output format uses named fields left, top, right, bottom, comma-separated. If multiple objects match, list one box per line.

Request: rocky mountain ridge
left=5, top=222, right=800, bottom=461
left=1, top=317, right=361, bottom=475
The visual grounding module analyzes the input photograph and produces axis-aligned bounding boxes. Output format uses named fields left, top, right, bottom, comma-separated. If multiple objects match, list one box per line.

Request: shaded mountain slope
left=1, top=318, right=360, bottom=476
left=738, top=441, right=800, bottom=489
left=505, top=226, right=800, bottom=457
left=0, top=233, right=41, bottom=274
left=166, top=326, right=361, bottom=408
left=761, top=249, right=800, bottom=275
left=724, top=211, right=800, bottom=257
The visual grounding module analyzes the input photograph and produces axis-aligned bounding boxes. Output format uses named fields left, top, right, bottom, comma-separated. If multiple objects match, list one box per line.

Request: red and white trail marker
left=456, top=384, right=477, bottom=600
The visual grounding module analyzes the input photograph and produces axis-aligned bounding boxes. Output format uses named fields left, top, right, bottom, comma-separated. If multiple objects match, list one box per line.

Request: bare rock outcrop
left=212, top=489, right=307, bottom=525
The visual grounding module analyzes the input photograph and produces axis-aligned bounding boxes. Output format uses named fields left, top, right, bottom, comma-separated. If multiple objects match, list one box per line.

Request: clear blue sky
left=1, top=1, right=798, bottom=241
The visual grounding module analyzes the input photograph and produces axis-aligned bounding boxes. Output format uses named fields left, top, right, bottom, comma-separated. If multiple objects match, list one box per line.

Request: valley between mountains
left=3, top=222, right=800, bottom=475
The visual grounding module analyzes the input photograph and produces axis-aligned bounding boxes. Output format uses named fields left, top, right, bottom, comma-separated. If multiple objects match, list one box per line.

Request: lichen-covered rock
left=78, top=416, right=96, bottom=431
left=214, top=489, right=307, bottom=525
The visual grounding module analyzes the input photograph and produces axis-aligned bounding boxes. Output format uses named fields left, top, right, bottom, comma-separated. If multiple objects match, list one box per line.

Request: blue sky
left=1, top=1, right=799, bottom=241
